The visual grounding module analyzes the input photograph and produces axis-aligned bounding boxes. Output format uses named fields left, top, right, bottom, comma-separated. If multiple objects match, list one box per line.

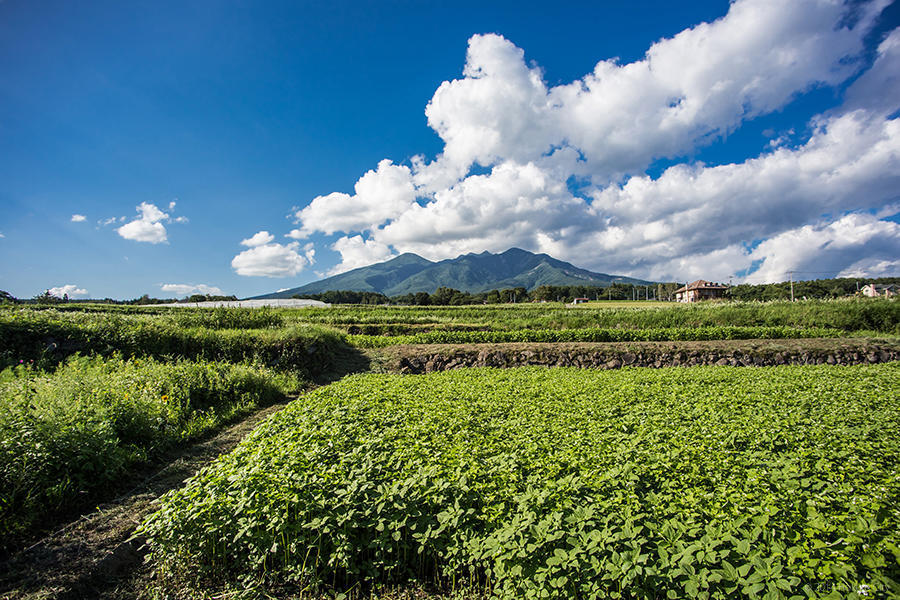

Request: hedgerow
left=0, top=308, right=344, bottom=374
left=0, top=354, right=305, bottom=545
left=142, top=365, right=900, bottom=599
left=347, top=325, right=843, bottom=347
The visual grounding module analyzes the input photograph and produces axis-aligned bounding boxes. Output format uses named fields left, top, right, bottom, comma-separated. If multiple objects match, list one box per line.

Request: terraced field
left=0, top=298, right=897, bottom=599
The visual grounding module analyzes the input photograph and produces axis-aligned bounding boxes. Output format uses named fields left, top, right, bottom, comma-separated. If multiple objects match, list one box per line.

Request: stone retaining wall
left=392, top=341, right=899, bottom=373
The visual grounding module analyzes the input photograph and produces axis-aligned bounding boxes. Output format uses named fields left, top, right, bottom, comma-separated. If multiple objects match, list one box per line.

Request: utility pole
left=789, top=271, right=795, bottom=302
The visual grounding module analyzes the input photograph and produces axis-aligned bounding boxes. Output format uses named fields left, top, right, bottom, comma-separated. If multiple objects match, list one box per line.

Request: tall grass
left=0, top=354, right=305, bottom=546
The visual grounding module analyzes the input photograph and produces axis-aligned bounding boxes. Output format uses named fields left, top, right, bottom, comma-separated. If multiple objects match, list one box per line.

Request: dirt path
left=0, top=400, right=291, bottom=600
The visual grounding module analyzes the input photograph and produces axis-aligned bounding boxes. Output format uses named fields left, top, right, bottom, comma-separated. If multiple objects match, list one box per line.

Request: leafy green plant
left=0, top=354, right=305, bottom=546
left=142, top=364, right=900, bottom=598
left=167, top=307, right=284, bottom=330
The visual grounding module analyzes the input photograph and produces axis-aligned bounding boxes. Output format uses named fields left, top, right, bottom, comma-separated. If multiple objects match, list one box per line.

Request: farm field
left=0, top=298, right=898, bottom=598
left=142, top=366, right=900, bottom=599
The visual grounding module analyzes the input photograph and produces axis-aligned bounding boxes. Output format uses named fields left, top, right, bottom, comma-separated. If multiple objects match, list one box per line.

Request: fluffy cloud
left=117, top=203, right=170, bottom=243
left=843, top=28, right=900, bottom=116
left=231, top=233, right=315, bottom=277
left=746, top=212, right=900, bottom=283
left=115, top=202, right=188, bottom=243
left=421, top=0, right=886, bottom=184
left=241, top=231, right=275, bottom=247
left=161, top=283, right=225, bottom=297
left=48, top=284, right=88, bottom=298
left=329, top=236, right=395, bottom=275
left=70, top=214, right=86, bottom=222
left=292, top=0, right=898, bottom=282
left=378, top=161, right=587, bottom=258
left=293, top=160, right=416, bottom=237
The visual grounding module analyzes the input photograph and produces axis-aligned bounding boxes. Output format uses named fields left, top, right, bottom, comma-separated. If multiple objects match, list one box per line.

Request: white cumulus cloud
left=48, top=284, right=88, bottom=298
left=70, top=214, right=87, bottom=222
left=293, top=159, right=416, bottom=237
left=161, top=283, right=225, bottom=297
left=117, top=202, right=170, bottom=244
left=115, top=201, right=188, bottom=243
left=241, top=231, right=276, bottom=247
left=329, top=236, right=395, bottom=275
left=231, top=237, right=314, bottom=277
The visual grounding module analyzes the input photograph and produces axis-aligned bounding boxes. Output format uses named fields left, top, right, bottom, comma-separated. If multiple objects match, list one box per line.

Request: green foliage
left=295, top=290, right=390, bottom=305
left=0, top=354, right=305, bottom=545
left=273, top=298, right=900, bottom=335
left=168, top=307, right=284, bottom=330
left=0, top=307, right=345, bottom=374
left=728, top=277, right=900, bottom=301
left=0, top=290, right=20, bottom=304
left=142, top=365, right=900, bottom=598
left=347, top=326, right=842, bottom=348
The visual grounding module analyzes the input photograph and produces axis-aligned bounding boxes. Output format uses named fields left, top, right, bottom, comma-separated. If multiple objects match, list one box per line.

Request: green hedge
left=0, top=355, right=305, bottom=545
left=142, top=365, right=900, bottom=599
left=0, top=308, right=345, bottom=375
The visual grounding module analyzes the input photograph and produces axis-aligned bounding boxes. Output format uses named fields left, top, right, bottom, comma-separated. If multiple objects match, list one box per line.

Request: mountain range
left=252, top=248, right=653, bottom=299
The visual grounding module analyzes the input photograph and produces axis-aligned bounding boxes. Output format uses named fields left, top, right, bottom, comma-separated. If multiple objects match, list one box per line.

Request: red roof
left=674, top=280, right=729, bottom=293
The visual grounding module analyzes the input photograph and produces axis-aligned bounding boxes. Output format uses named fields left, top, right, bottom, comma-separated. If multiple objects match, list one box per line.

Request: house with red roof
left=673, top=280, right=729, bottom=303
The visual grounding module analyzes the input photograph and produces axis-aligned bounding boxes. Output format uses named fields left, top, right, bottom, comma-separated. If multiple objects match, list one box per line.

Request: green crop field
left=0, top=299, right=898, bottom=597
left=346, top=325, right=843, bottom=347
left=142, top=365, right=900, bottom=599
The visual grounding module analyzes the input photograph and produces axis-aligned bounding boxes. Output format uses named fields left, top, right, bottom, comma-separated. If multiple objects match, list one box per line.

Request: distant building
left=861, top=284, right=896, bottom=298
left=673, top=280, right=729, bottom=303
left=571, top=297, right=590, bottom=305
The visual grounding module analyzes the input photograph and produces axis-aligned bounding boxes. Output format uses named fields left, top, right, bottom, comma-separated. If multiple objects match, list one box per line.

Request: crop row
left=0, top=354, right=305, bottom=546
left=142, top=365, right=900, bottom=599
left=346, top=325, right=844, bottom=347
left=278, top=298, right=900, bottom=333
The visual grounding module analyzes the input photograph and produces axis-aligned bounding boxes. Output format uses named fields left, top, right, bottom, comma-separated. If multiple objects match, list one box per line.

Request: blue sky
left=1, top=0, right=899, bottom=299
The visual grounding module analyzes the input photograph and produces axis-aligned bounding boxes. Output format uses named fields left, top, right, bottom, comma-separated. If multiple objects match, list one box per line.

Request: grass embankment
left=0, top=307, right=346, bottom=375
left=142, top=365, right=900, bottom=599
left=0, top=354, right=306, bottom=548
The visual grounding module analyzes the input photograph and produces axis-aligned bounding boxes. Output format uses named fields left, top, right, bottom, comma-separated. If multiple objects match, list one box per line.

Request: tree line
left=726, top=277, right=899, bottom=301
left=295, top=283, right=670, bottom=306
left=0, top=291, right=240, bottom=305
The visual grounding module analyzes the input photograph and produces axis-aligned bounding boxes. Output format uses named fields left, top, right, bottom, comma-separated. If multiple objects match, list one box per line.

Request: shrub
left=0, top=354, right=304, bottom=545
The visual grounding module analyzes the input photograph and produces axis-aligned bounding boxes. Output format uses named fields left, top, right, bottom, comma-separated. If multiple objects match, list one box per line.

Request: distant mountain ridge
left=251, top=248, right=653, bottom=299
